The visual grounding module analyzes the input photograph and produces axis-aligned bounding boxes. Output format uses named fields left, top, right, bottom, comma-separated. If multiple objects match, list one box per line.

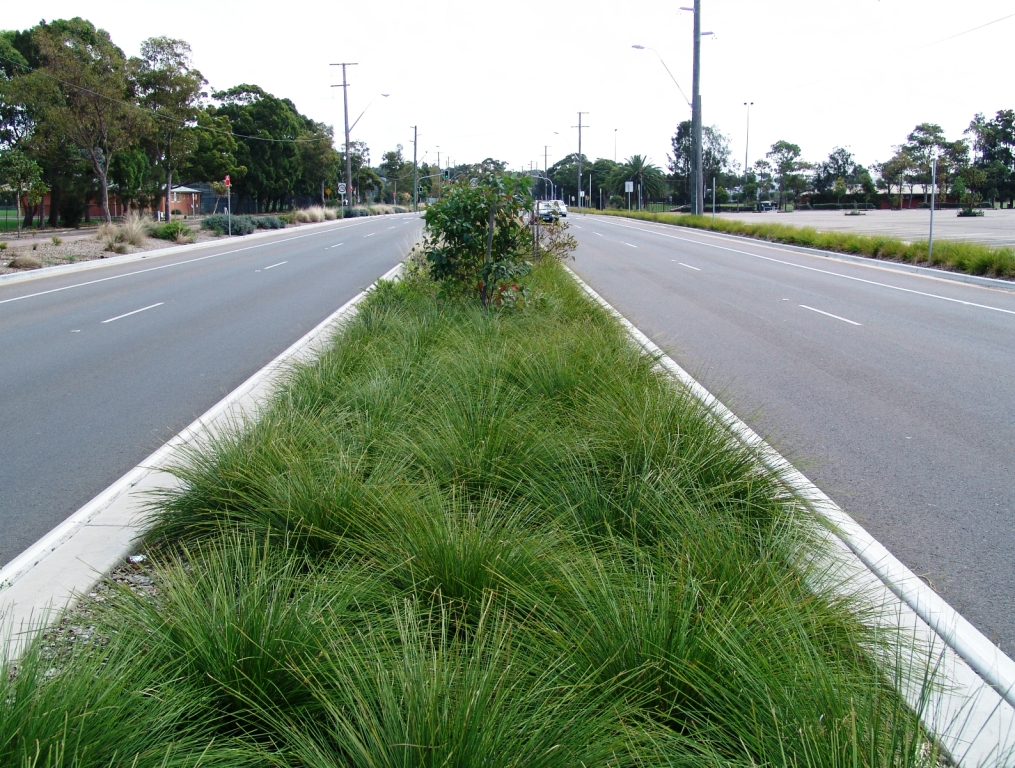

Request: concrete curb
left=0, top=213, right=417, bottom=288
left=0, top=261, right=405, bottom=661
left=566, top=266, right=1015, bottom=767
left=580, top=211, right=1015, bottom=294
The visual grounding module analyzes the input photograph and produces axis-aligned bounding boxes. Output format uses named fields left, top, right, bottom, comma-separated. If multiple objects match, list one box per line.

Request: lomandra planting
left=1, top=261, right=945, bottom=766
left=593, top=209, right=1015, bottom=279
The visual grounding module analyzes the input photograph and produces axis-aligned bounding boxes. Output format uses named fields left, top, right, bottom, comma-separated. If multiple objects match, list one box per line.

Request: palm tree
left=608, top=155, right=665, bottom=210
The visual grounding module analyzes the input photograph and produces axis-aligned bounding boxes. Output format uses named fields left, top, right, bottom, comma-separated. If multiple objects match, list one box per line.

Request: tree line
left=0, top=18, right=422, bottom=228
left=540, top=112, right=1015, bottom=212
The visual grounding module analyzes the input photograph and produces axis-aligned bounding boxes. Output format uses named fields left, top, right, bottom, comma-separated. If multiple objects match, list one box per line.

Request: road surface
left=570, top=212, right=1015, bottom=653
left=0, top=215, right=422, bottom=566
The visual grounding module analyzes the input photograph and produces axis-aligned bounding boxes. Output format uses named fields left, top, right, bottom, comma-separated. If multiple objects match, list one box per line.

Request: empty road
left=570, top=213, right=1015, bottom=653
left=0, top=214, right=422, bottom=566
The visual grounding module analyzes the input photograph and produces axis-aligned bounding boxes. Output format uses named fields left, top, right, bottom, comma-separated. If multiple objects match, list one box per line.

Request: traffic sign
left=337, top=183, right=347, bottom=194
left=624, top=181, right=633, bottom=193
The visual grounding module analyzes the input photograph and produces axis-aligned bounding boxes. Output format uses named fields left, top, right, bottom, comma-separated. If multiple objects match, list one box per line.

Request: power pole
left=691, top=1, right=703, bottom=215
left=573, top=112, right=588, bottom=209
left=411, top=125, right=418, bottom=212
left=330, top=62, right=357, bottom=206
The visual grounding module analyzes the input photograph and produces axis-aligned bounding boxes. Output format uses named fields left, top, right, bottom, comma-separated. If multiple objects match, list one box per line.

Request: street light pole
left=743, top=101, right=753, bottom=180
left=572, top=112, right=588, bottom=209
left=692, top=0, right=703, bottom=216
left=929, top=154, right=937, bottom=262
left=330, top=62, right=357, bottom=206
left=411, top=125, right=418, bottom=212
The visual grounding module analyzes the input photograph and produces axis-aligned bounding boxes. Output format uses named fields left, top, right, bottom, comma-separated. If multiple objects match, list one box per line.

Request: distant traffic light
left=442, top=169, right=450, bottom=180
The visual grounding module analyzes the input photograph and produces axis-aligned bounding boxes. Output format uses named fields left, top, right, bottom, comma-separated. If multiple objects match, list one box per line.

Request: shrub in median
left=150, top=220, right=194, bottom=242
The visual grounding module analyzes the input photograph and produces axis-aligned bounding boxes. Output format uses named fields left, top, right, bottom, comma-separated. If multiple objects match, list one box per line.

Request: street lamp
left=631, top=45, right=691, bottom=106
left=743, top=101, right=754, bottom=210
left=679, top=3, right=715, bottom=215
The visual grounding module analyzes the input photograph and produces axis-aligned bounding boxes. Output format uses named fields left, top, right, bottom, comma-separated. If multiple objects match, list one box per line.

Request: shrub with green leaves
left=346, top=206, right=372, bottom=217
left=201, top=213, right=256, bottom=236
left=423, top=172, right=532, bottom=304
left=150, top=220, right=194, bottom=241
left=253, top=215, right=285, bottom=229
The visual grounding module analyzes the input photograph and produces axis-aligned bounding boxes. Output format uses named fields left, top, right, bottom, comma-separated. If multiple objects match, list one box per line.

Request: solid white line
left=799, top=304, right=862, bottom=325
left=623, top=242, right=638, bottom=248
left=0, top=221, right=371, bottom=307
left=593, top=218, right=1015, bottom=317
left=101, top=302, right=163, bottom=324
left=679, top=262, right=701, bottom=271
left=263, top=261, right=287, bottom=270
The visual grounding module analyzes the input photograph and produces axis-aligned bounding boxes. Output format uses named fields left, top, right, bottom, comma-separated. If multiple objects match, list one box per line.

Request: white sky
left=8, top=1, right=1015, bottom=174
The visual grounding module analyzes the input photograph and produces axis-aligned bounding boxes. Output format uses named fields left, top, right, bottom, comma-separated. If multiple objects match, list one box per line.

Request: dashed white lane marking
left=263, top=261, right=287, bottom=270
left=102, top=302, right=164, bottom=324
left=364, top=233, right=376, bottom=237
left=593, top=232, right=603, bottom=236
left=800, top=304, right=862, bottom=326
left=388, top=226, right=395, bottom=229
left=328, top=243, right=344, bottom=249
left=623, top=242, right=638, bottom=248
left=594, top=218, right=1015, bottom=318
left=679, top=263, right=701, bottom=271
left=71, top=329, right=80, bottom=332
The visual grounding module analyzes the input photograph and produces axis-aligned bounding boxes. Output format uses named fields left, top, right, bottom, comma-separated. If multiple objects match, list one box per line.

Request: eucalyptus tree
left=132, top=37, right=206, bottom=221
left=32, top=18, right=149, bottom=223
left=766, top=141, right=806, bottom=210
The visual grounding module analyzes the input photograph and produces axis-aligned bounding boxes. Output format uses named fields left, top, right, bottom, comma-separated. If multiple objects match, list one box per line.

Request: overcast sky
left=8, top=1, right=1014, bottom=173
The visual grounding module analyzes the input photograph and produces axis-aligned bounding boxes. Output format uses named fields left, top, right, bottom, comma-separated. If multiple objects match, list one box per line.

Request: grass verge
left=1, top=260, right=940, bottom=766
left=588, top=208, right=1015, bottom=280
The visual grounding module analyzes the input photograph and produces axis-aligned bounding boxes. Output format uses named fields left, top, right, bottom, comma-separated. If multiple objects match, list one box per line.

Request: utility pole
left=929, top=154, right=937, bottom=262
left=573, top=112, right=588, bottom=209
left=330, top=62, right=357, bottom=206
left=691, top=0, right=703, bottom=215
left=411, top=125, right=418, bottom=212
left=743, top=101, right=753, bottom=185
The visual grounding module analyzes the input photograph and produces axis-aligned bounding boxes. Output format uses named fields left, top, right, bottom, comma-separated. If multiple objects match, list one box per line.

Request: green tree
left=766, top=140, right=805, bottom=210
left=178, top=108, right=245, bottom=185
left=378, top=145, right=414, bottom=205
left=214, top=85, right=303, bottom=211
left=966, top=111, right=1015, bottom=207
left=0, top=147, right=49, bottom=237
left=875, top=150, right=913, bottom=209
left=32, top=18, right=148, bottom=222
left=132, top=37, right=206, bottom=221
left=297, top=122, right=339, bottom=205
left=668, top=121, right=733, bottom=204
left=903, top=123, right=968, bottom=206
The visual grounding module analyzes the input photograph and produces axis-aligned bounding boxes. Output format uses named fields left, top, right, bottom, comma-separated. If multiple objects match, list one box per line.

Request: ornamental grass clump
left=3, top=260, right=948, bottom=765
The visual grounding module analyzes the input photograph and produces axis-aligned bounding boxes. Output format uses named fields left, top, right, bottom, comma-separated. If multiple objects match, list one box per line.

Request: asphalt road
left=570, top=213, right=1015, bottom=654
left=0, top=214, right=422, bottom=567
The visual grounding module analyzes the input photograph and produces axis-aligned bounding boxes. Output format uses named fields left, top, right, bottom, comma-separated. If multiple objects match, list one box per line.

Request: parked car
left=551, top=199, right=568, bottom=217
left=759, top=200, right=775, bottom=212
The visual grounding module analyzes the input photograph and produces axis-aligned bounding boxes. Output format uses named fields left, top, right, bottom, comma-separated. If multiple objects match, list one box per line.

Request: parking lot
left=713, top=208, right=1015, bottom=248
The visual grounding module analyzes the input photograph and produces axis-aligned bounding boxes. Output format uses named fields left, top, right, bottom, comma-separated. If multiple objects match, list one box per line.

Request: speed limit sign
left=337, top=183, right=347, bottom=194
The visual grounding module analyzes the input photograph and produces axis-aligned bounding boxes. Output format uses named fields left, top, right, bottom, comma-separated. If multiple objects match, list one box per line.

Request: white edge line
left=101, top=302, right=164, bottom=324
left=799, top=304, right=862, bottom=325
left=564, top=265, right=1015, bottom=765
left=0, top=260, right=405, bottom=650
left=678, top=262, right=701, bottom=271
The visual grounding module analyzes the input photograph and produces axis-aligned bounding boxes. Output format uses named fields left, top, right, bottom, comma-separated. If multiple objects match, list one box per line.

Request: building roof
left=171, top=186, right=202, bottom=194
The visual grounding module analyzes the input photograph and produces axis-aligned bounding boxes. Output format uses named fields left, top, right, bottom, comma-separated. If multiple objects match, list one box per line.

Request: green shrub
left=1, top=241, right=8, bottom=250
left=150, top=220, right=194, bottom=242
left=50, top=235, right=61, bottom=245
left=393, top=205, right=409, bottom=213
left=254, top=215, right=285, bottom=230
left=347, top=206, right=372, bottom=217
left=201, top=213, right=256, bottom=236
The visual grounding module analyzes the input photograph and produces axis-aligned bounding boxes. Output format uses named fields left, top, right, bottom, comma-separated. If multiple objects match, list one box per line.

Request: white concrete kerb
left=565, top=266, right=1015, bottom=767
left=0, top=261, right=405, bottom=660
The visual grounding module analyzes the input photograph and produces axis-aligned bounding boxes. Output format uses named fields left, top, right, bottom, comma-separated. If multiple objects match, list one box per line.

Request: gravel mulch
left=0, top=229, right=221, bottom=277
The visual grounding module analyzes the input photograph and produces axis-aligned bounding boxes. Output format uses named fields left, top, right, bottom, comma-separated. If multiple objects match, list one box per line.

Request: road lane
left=571, top=213, right=1015, bottom=653
left=0, top=215, right=422, bottom=565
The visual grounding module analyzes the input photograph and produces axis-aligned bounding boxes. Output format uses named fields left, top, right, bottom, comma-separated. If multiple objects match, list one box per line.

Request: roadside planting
left=590, top=208, right=1015, bottom=279
left=1, top=178, right=942, bottom=765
